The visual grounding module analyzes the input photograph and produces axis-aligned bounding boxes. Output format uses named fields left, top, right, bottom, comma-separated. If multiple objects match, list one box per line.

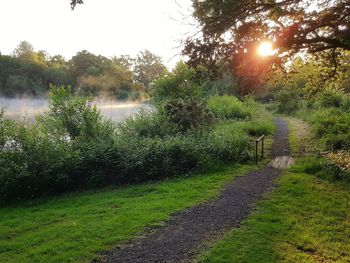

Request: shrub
left=0, top=123, right=78, bottom=200
left=117, top=110, right=180, bottom=138
left=311, top=108, right=350, bottom=151
left=202, top=75, right=237, bottom=97
left=315, top=89, right=343, bottom=108
left=324, top=151, right=350, bottom=180
left=207, top=95, right=251, bottom=120
left=37, top=85, right=115, bottom=142
left=0, top=89, right=259, bottom=202
left=239, top=119, right=275, bottom=136
left=203, top=122, right=251, bottom=163
left=274, top=88, right=301, bottom=114
left=162, top=99, right=216, bottom=132
left=153, top=61, right=202, bottom=101
left=73, top=134, right=207, bottom=185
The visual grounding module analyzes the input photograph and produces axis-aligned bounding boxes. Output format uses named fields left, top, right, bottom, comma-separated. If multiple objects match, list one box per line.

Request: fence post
left=262, top=136, right=264, bottom=159
left=255, top=135, right=265, bottom=165
left=255, top=140, right=259, bottom=165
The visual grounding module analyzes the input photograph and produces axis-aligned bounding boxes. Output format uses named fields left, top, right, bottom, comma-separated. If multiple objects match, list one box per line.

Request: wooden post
left=262, top=137, right=264, bottom=159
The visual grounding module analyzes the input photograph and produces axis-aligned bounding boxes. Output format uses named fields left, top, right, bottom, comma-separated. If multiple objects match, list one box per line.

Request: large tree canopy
left=184, top=0, right=350, bottom=67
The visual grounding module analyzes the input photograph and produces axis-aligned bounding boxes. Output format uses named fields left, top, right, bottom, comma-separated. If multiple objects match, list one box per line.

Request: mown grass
left=284, top=116, right=315, bottom=157
left=200, top=168, right=350, bottom=263
left=0, top=165, right=255, bottom=263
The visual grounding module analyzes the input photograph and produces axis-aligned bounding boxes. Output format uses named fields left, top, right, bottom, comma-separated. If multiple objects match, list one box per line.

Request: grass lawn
left=284, top=116, right=315, bottom=157
left=200, top=117, right=350, bottom=262
left=200, top=167, right=350, bottom=263
left=0, top=165, right=256, bottom=263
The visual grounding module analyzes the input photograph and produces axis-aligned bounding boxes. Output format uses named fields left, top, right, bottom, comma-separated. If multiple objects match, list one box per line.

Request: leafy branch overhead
left=185, top=0, right=350, bottom=66
left=70, top=0, right=83, bottom=10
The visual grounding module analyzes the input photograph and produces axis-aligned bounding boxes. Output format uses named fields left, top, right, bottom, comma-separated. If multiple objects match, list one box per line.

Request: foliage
left=0, top=88, right=269, bottom=201
left=204, top=122, right=251, bottom=163
left=311, top=108, right=350, bottom=151
left=324, top=151, right=350, bottom=180
left=153, top=61, right=202, bottom=101
left=238, top=119, right=275, bottom=137
left=133, top=50, right=168, bottom=92
left=274, top=88, right=301, bottom=114
left=162, top=99, right=216, bottom=132
left=201, top=75, right=237, bottom=97
left=37, top=85, right=114, bottom=141
left=185, top=0, right=350, bottom=69
left=207, top=95, right=251, bottom=120
left=0, top=42, right=166, bottom=99
left=117, top=110, right=180, bottom=138
left=315, top=89, right=344, bottom=108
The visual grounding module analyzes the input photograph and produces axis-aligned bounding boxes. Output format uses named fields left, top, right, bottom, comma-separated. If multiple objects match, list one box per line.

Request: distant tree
left=49, top=55, right=68, bottom=68
left=12, top=41, right=36, bottom=61
left=37, top=50, right=49, bottom=64
left=70, top=50, right=106, bottom=78
left=111, top=55, right=135, bottom=70
left=134, top=50, right=168, bottom=92
left=0, top=55, right=19, bottom=90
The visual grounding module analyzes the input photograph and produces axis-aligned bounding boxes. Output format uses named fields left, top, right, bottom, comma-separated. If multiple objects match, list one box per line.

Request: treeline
left=0, top=41, right=168, bottom=99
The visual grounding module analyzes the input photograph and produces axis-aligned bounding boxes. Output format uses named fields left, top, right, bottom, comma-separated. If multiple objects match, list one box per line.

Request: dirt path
left=99, top=118, right=290, bottom=263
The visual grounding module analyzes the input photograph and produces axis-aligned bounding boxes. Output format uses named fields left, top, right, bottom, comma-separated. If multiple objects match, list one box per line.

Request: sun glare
left=257, top=42, right=274, bottom=56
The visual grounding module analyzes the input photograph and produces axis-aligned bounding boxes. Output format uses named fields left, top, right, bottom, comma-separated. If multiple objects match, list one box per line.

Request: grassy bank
left=200, top=168, right=350, bottom=263
left=200, top=117, right=350, bottom=262
left=0, top=165, right=255, bottom=263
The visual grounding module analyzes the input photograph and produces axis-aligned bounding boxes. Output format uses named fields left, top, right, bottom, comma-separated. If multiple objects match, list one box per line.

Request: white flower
left=2, top=139, right=23, bottom=152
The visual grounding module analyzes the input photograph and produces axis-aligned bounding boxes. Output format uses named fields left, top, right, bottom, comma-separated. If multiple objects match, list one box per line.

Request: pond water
left=0, top=97, right=153, bottom=123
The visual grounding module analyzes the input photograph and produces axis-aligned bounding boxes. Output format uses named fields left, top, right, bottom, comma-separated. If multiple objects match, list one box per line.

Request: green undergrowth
left=200, top=164, right=350, bottom=262
left=0, top=165, right=256, bottom=263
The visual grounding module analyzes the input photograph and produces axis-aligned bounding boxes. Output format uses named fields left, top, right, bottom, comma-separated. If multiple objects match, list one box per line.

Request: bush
left=203, top=122, right=251, bottom=163
left=311, top=108, right=350, bottom=151
left=0, top=122, right=78, bottom=200
left=37, top=85, right=115, bottom=142
left=207, top=95, right=251, bottom=120
left=315, top=89, right=343, bottom=108
left=162, top=99, right=216, bottom=132
left=202, top=75, right=237, bottom=97
left=239, top=119, right=275, bottom=136
left=117, top=110, right=180, bottom=138
left=274, top=88, right=301, bottom=114
left=69, top=134, right=208, bottom=186
left=0, top=90, right=260, bottom=202
left=153, top=62, right=202, bottom=101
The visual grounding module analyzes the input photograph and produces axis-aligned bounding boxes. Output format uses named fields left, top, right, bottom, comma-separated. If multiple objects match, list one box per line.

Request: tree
left=153, top=61, right=202, bottom=101
left=111, top=55, right=135, bottom=70
left=0, top=55, right=20, bottom=90
left=185, top=0, right=350, bottom=66
left=70, top=0, right=83, bottom=9
left=12, top=41, right=36, bottom=61
left=70, top=50, right=106, bottom=78
left=134, top=50, right=168, bottom=92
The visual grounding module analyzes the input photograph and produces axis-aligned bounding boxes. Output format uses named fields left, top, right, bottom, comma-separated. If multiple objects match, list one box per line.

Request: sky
left=0, top=0, right=198, bottom=69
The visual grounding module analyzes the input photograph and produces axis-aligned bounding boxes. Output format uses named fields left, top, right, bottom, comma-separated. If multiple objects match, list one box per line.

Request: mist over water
left=0, top=97, right=153, bottom=122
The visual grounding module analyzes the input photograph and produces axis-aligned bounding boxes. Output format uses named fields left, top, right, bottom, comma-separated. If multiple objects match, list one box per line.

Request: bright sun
left=257, top=42, right=274, bottom=56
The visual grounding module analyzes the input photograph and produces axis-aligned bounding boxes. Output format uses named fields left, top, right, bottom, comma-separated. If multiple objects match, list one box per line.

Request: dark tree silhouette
left=70, top=0, right=83, bottom=10
left=184, top=0, right=350, bottom=67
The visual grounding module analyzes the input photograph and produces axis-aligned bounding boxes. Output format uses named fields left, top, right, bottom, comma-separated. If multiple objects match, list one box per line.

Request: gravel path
left=99, top=118, right=290, bottom=263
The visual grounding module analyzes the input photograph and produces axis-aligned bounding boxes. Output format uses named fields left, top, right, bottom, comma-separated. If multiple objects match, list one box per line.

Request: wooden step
left=269, top=156, right=294, bottom=169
